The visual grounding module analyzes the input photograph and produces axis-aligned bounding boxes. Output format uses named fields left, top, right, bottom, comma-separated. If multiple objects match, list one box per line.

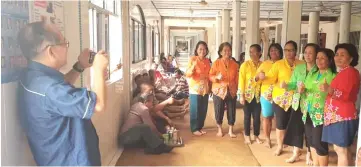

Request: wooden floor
left=116, top=102, right=357, bottom=166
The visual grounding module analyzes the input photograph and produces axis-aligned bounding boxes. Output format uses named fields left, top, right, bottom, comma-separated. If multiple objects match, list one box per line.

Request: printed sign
left=1, top=1, right=65, bottom=83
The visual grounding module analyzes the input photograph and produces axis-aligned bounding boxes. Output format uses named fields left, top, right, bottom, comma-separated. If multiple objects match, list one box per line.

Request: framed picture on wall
left=176, top=40, right=189, bottom=53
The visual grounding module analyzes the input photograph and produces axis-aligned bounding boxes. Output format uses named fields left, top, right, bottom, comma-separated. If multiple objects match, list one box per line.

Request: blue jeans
left=189, top=94, right=209, bottom=132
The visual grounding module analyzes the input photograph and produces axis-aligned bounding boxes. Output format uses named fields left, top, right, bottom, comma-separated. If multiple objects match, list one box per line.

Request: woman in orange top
left=186, top=41, right=211, bottom=136
left=209, top=42, right=239, bottom=137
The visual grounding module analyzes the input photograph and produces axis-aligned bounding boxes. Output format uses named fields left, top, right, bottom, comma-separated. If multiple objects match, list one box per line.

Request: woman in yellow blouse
left=256, top=43, right=283, bottom=148
left=185, top=41, right=211, bottom=136
left=239, top=44, right=263, bottom=144
left=209, top=42, right=239, bottom=138
left=257, top=40, right=304, bottom=156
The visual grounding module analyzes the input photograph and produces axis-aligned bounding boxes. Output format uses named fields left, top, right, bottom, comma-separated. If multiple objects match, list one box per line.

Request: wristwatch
left=72, top=62, right=84, bottom=73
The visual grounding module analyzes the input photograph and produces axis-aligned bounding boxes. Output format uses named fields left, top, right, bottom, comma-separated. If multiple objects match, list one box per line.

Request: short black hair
left=335, top=43, right=359, bottom=67
left=174, top=68, right=183, bottom=75
left=285, top=40, right=298, bottom=52
left=134, top=74, right=142, bottom=81
left=267, top=43, right=283, bottom=59
left=317, top=48, right=337, bottom=74
left=17, top=21, right=59, bottom=60
left=194, top=41, right=209, bottom=56
left=250, top=44, right=262, bottom=52
left=218, top=42, right=232, bottom=59
left=302, top=43, right=320, bottom=60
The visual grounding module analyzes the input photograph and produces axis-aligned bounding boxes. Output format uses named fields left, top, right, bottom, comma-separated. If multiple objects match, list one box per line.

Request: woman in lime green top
left=303, top=48, right=336, bottom=166
left=281, top=43, right=319, bottom=163
left=256, top=43, right=283, bottom=148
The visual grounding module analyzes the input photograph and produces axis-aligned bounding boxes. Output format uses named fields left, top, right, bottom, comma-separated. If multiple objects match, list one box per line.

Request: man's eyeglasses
left=48, top=41, right=70, bottom=48
left=40, top=41, right=69, bottom=52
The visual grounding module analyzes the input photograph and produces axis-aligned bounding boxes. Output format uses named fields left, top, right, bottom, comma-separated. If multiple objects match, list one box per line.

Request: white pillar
left=222, top=9, right=231, bottom=42
left=339, top=2, right=351, bottom=43
left=245, top=0, right=260, bottom=60
left=216, top=15, right=222, bottom=51
left=232, top=0, right=241, bottom=61
left=121, top=0, right=131, bottom=109
left=262, top=27, right=270, bottom=61
left=160, top=18, right=164, bottom=53
left=242, top=33, right=246, bottom=53
left=275, top=24, right=282, bottom=43
left=164, top=26, right=170, bottom=55
left=281, top=0, right=302, bottom=53
left=308, top=11, right=320, bottom=43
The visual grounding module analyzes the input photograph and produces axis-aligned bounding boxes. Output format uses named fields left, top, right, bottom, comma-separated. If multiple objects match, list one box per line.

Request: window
left=350, top=31, right=360, bottom=52
left=89, top=0, right=122, bottom=83
left=131, top=5, right=146, bottom=63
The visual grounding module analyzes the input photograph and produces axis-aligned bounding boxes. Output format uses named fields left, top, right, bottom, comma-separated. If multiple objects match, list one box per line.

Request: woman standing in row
left=303, top=48, right=337, bottom=166
left=209, top=42, right=239, bottom=137
left=322, top=43, right=360, bottom=166
left=186, top=41, right=211, bottom=136
left=257, top=40, right=304, bottom=156
left=281, top=43, right=319, bottom=163
left=239, top=44, right=263, bottom=144
left=256, top=43, right=283, bottom=148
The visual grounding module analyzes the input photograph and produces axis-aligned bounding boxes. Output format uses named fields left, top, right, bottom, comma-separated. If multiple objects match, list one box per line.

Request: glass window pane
left=134, top=21, right=139, bottom=62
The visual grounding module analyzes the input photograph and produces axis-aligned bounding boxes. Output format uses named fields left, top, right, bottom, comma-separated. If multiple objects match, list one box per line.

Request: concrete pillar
left=242, top=33, right=246, bottom=53
left=308, top=11, right=320, bottom=43
left=339, top=2, right=351, bottom=43
left=216, top=15, right=222, bottom=50
left=164, top=26, right=170, bottom=55
left=121, top=0, right=131, bottom=109
left=275, top=24, right=282, bottom=43
left=245, top=0, right=260, bottom=60
left=262, top=27, right=270, bottom=61
left=222, top=9, right=231, bottom=42
left=160, top=17, right=164, bottom=53
left=232, top=0, right=241, bottom=61
left=281, top=0, right=302, bottom=53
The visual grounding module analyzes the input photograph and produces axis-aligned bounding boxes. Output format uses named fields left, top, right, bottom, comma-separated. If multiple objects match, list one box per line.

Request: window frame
left=88, top=0, right=122, bottom=84
left=130, top=5, right=146, bottom=64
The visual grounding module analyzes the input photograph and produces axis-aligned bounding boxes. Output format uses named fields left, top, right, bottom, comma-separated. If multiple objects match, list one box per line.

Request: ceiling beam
left=163, top=16, right=338, bottom=22
left=170, top=26, right=206, bottom=30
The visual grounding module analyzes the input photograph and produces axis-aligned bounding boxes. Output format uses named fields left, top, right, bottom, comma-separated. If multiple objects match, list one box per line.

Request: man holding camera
left=17, top=21, right=108, bottom=165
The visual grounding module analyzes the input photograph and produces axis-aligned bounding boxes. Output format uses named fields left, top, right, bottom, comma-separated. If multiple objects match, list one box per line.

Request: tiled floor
left=116, top=102, right=357, bottom=166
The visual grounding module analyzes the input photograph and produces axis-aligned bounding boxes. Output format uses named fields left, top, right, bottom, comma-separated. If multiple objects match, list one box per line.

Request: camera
left=89, top=51, right=96, bottom=64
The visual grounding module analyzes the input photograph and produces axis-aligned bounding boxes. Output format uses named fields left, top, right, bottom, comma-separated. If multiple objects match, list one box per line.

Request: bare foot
left=274, top=147, right=282, bottom=156
left=255, top=136, right=263, bottom=144
left=216, top=131, right=223, bottom=137
left=306, top=152, right=313, bottom=166
left=285, top=153, right=300, bottom=163
left=265, top=139, right=272, bottom=148
left=193, top=131, right=203, bottom=136
left=244, top=135, right=251, bottom=144
left=228, top=133, right=237, bottom=138
left=200, top=130, right=207, bottom=134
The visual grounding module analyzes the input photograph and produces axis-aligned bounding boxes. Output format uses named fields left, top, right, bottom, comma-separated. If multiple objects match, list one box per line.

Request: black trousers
left=305, top=114, right=329, bottom=156
left=243, top=98, right=261, bottom=136
left=283, top=108, right=304, bottom=148
left=213, top=93, right=236, bottom=126
left=118, top=124, right=163, bottom=149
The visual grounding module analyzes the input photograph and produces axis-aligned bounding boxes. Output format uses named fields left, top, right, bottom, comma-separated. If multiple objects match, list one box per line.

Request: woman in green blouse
left=303, top=48, right=336, bottom=166
left=280, top=43, right=319, bottom=163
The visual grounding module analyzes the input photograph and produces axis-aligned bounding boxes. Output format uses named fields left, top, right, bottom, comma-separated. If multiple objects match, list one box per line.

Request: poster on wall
left=1, top=1, right=30, bottom=83
left=30, top=1, right=65, bottom=34
left=1, top=1, right=65, bottom=84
